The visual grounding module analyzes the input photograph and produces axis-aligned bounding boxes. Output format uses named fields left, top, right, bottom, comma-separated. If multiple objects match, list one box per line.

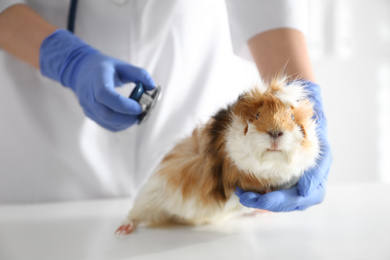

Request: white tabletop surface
left=0, top=182, right=389, bottom=260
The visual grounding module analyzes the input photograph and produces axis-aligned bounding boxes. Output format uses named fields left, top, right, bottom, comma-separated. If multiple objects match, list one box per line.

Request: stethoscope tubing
left=67, top=0, right=78, bottom=33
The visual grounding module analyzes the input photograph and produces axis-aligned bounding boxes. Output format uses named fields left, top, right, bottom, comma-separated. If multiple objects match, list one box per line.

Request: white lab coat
left=0, top=0, right=308, bottom=203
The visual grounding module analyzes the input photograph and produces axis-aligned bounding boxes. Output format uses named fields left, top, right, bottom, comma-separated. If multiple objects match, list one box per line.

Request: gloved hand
left=235, top=80, right=332, bottom=212
left=40, top=29, right=156, bottom=131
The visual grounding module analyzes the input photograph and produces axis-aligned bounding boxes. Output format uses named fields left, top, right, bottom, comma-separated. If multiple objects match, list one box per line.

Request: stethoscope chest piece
left=129, top=83, right=162, bottom=124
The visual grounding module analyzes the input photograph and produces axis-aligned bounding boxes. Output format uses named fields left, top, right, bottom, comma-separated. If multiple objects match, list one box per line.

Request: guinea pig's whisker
left=212, top=130, right=225, bottom=135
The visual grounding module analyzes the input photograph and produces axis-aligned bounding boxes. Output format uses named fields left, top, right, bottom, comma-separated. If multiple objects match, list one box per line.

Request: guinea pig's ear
left=292, top=99, right=314, bottom=124
left=269, top=78, right=307, bottom=108
left=233, top=88, right=263, bottom=119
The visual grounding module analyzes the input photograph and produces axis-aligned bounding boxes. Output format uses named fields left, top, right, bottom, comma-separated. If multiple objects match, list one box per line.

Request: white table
left=0, top=182, right=389, bottom=260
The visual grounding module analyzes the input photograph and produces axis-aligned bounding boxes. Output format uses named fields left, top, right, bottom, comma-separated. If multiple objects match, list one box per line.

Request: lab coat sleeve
left=0, top=0, right=26, bottom=13
left=225, top=0, right=309, bottom=61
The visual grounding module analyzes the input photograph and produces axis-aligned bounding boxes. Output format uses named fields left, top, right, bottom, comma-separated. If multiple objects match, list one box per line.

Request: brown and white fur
left=116, top=78, right=320, bottom=235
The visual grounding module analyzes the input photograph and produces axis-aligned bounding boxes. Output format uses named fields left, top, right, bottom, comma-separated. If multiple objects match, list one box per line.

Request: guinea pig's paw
left=114, top=220, right=137, bottom=236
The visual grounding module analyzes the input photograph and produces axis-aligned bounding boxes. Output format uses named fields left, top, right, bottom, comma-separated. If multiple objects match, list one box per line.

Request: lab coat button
left=112, top=0, right=128, bottom=5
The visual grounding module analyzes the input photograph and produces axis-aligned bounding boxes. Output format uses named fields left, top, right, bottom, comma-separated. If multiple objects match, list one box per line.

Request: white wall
left=308, top=0, right=390, bottom=183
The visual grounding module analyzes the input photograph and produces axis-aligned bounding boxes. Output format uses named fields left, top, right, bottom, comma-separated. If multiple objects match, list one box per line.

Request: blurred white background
left=308, top=0, right=390, bottom=184
left=1, top=2, right=389, bottom=258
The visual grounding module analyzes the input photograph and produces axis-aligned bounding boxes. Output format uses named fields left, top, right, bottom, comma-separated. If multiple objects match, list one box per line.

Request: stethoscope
left=67, top=0, right=162, bottom=124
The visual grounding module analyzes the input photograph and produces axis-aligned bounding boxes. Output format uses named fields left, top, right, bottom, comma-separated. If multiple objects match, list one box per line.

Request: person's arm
left=0, top=4, right=56, bottom=68
left=248, top=28, right=315, bottom=83
left=0, top=4, right=155, bottom=131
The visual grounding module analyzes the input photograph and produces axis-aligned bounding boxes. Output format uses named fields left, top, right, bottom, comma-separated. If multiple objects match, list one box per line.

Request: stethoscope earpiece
left=129, top=83, right=162, bottom=124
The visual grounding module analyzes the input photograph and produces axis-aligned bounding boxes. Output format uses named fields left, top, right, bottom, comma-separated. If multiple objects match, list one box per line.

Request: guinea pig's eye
left=291, top=114, right=295, bottom=121
left=256, top=112, right=260, bottom=120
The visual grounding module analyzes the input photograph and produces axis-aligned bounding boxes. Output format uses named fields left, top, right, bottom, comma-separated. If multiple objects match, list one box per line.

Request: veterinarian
left=0, top=0, right=331, bottom=210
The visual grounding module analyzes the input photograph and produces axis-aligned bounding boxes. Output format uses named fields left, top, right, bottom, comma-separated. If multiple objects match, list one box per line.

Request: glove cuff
left=39, top=29, right=97, bottom=89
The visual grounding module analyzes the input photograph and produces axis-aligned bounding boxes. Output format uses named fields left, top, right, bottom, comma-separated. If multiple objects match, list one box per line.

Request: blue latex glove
left=235, top=81, right=332, bottom=212
left=40, top=29, right=156, bottom=131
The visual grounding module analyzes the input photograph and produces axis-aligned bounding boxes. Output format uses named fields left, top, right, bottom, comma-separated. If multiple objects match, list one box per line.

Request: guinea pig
left=115, top=77, right=320, bottom=235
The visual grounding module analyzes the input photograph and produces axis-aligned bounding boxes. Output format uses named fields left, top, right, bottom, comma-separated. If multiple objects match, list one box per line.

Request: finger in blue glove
left=235, top=184, right=326, bottom=212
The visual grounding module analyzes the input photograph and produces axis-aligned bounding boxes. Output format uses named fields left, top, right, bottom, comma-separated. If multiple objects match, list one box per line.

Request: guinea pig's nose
left=268, top=131, right=283, bottom=139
